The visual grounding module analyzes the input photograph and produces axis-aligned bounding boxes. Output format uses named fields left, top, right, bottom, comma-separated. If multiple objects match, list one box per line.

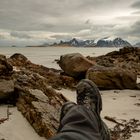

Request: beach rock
left=88, top=47, right=140, bottom=74
left=10, top=65, right=68, bottom=138
left=119, top=47, right=140, bottom=54
left=0, top=54, right=13, bottom=75
left=9, top=53, right=77, bottom=89
left=0, top=79, right=15, bottom=100
left=13, top=69, right=48, bottom=91
left=16, top=87, right=67, bottom=139
left=58, top=53, right=94, bottom=77
left=8, top=53, right=31, bottom=67
left=86, top=65, right=137, bottom=89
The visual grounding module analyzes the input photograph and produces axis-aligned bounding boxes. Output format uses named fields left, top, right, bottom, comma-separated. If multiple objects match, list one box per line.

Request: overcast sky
left=0, top=0, right=140, bottom=46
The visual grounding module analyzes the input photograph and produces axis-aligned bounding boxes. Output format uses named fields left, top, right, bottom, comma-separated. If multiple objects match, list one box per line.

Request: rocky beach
left=0, top=47, right=140, bottom=140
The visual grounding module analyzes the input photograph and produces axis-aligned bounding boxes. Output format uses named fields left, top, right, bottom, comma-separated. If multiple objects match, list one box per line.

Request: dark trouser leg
left=49, top=105, right=102, bottom=140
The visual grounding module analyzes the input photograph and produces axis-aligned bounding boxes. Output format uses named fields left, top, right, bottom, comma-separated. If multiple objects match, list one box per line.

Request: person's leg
left=57, top=101, right=76, bottom=132
left=49, top=79, right=110, bottom=140
left=50, top=104, right=102, bottom=140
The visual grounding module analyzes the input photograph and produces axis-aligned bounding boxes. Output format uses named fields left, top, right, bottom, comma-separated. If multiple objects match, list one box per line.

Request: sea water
left=0, top=47, right=119, bottom=69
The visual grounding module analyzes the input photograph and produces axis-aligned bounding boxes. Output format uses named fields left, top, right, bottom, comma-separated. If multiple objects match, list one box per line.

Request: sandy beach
left=0, top=106, right=46, bottom=140
left=0, top=88, right=140, bottom=140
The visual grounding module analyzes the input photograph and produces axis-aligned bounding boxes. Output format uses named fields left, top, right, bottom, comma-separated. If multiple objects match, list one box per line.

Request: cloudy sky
left=0, top=0, right=140, bottom=46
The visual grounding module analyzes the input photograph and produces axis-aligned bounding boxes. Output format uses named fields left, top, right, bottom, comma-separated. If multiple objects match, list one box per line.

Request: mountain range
left=26, top=37, right=140, bottom=47
left=51, top=37, right=132, bottom=47
left=52, top=38, right=96, bottom=47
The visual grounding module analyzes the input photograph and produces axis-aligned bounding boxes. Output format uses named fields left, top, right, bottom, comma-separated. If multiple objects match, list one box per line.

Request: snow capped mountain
left=52, top=37, right=132, bottom=47
left=54, top=38, right=96, bottom=47
left=97, top=39, right=114, bottom=47
left=84, top=40, right=95, bottom=46
left=113, top=38, right=132, bottom=47
left=96, top=37, right=132, bottom=47
left=69, top=38, right=79, bottom=46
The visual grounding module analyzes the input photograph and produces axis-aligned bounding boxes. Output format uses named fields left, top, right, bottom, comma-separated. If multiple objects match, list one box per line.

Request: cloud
left=116, top=21, right=140, bottom=36
left=114, top=21, right=140, bottom=44
left=0, top=30, right=52, bottom=46
left=85, top=19, right=90, bottom=24
left=0, top=0, right=139, bottom=45
left=131, top=0, right=140, bottom=9
left=0, top=31, right=12, bottom=39
left=50, top=34, right=73, bottom=41
left=10, top=31, right=51, bottom=39
left=77, top=29, right=91, bottom=36
left=0, top=38, right=45, bottom=47
left=0, top=34, right=7, bottom=39
left=129, top=21, right=140, bottom=36
left=10, top=31, right=31, bottom=39
left=132, top=11, right=140, bottom=15
left=0, top=0, right=135, bottom=31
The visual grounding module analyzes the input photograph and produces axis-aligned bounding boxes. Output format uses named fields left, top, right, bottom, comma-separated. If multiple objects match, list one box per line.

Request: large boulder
left=58, top=53, right=94, bottom=77
left=0, top=54, right=13, bottom=75
left=86, top=65, right=137, bottom=89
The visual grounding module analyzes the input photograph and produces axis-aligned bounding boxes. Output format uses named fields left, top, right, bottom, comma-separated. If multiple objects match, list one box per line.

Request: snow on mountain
left=51, top=37, right=132, bottom=47
left=54, top=38, right=96, bottom=47
left=113, top=38, right=132, bottom=47
left=69, top=38, right=79, bottom=46
left=96, top=37, right=132, bottom=47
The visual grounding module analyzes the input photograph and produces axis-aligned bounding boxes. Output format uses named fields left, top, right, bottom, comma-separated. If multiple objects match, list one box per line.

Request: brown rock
left=16, top=88, right=67, bottom=139
left=86, top=65, right=137, bottom=89
left=0, top=79, right=14, bottom=100
left=8, top=53, right=31, bottom=67
left=11, top=67, right=68, bottom=138
left=58, top=53, right=95, bottom=77
left=90, top=47, right=140, bottom=75
left=0, top=54, right=13, bottom=75
left=10, top=53, right=77, bottom=89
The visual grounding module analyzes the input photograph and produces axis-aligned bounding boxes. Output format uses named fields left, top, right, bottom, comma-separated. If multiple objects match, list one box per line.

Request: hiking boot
left=76, top=79, right=110, bottom=140
left=76, top=79, right=102, bottom=115
left=60, top=101, right=76, bottom=121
